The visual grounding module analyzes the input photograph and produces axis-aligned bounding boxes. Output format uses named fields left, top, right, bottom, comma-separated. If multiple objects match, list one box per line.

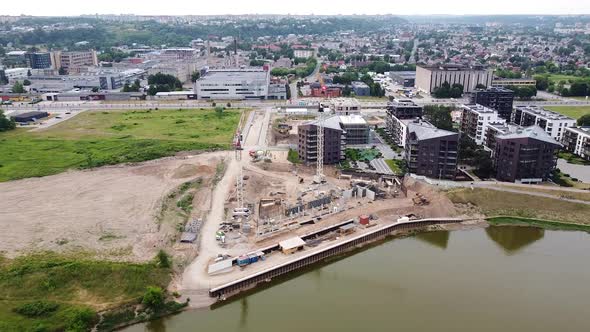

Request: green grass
left=545, top=106, right=590, bottom=119
left=446, top=188, right=590, bottom=224
left=0, top=252, right=171, bottom=331
left=385, top=159, right=405, bottom=175
left=0, top=109, right=242, bottom=182
left=345, top=148, right=382, bottom=161
left=546, top=74, right=581, bottom=84
left=287, top=148, right=301, bottom=164
left=558, top=151, right=590, bottom=166
left=487, top=217, right=590, bottom=232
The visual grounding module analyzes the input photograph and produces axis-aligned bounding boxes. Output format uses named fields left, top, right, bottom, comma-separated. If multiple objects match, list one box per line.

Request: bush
left=142, top=286, right=165, bottom=310
left=13, top=301, right=59, bottom=317
left=156, top=250, right=171, bottom=268
left=62, top=307, right=97, bottom=332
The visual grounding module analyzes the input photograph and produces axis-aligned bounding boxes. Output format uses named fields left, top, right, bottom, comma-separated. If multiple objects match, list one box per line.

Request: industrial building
left=28, top=68, right=145, bottom=92
left=415, top=64, right=493, bottom=94
left=194, top=69, right=270, bottom=100
left=491, top=78, right=536, bottom=88
left=494, top=126, right=561, bottom=183
left=51, top=50, right=98, bottom=73
left=25, top=52, right=52, bottom=69
left=511, top=106, right=576, bottom=142
left=298, top=115, right=369, bottom=165
left=470, top=87, right=515, bottom=120
left=562, top=127, right=590, bottom=161
left=405, top=120, right=459, bottom=180
left=11, top=111, right=49, bottom=122
left=460, top=104, right=506, bottom=146
left=351, top=81, right=370, bottom=96
left=390, top=71, right=416, bottom=88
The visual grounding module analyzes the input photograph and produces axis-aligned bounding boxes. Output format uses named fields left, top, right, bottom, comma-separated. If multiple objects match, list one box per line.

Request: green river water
left=126, top=226, right=590, bottom=332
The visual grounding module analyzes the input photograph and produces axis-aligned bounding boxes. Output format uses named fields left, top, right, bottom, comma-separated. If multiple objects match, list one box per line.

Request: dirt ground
left=0, top=151, right=231, bottom=262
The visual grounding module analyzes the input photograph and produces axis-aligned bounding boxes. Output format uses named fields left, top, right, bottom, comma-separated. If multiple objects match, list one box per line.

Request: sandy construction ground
left=0, top=151, right=231, bottom=261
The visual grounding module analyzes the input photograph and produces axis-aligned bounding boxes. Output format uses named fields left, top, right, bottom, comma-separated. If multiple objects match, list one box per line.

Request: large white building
left=460, top=104, right=506, bottom=145
left=415, top=64, right=493, bottom=94
left=194, top=69, right=270, bottom=100
left=562, top=126, right=590, bottom=161
left=4, top=67, right=31, bottom=81
left=512, top=106, right=576, bottom=142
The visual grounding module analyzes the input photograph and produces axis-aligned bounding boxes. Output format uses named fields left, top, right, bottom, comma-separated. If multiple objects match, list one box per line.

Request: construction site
left=178, top=107, right=463, bottom=302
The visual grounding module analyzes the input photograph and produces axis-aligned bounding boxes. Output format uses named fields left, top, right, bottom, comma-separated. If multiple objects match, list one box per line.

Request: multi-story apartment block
left=25, top=52, right=52, bottom=69
left=562, top=127, right=590, bottom=161
left=386, top=99, right=424, bottom=147
left=415, top=64, right=493, bottom=94
left=405, top=121, right=459, bottom=180
left=494, top=126, right=561, bottom=183
left=512, top=106, right=576, bottom=142
left=298, top=115, right=369, bottom=165
left=470, top=87, right=515, bottom=120
left=460, top=104, right=506, bottom=146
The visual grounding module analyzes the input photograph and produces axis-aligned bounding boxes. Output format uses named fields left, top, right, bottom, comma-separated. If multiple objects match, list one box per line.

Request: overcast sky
left=3, top=0, right=590, bottom=16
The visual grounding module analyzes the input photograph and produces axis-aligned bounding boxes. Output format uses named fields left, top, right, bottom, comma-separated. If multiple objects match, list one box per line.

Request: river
left=126, top=226, right=590, bottom=332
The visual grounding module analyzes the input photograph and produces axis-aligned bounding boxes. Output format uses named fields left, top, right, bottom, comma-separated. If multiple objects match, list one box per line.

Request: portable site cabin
left=278, top=236, right=306, bottom=255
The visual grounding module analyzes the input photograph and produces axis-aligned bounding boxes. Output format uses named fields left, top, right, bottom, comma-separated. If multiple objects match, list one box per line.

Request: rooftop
left=390, top=71, right=416, bottom=78
left=339, top=114, right=367, bottom=126
left=497, top=125, right=561, bottom=146
left=407, top=120, right=458, bottom=141
left=516, top=106, right=576, bottom=121
left=279, top=236, right=306, bottom=250
left=418, top=64, right=488, bottom=72
left=462, top=103, right=498, bottom=114
left=200, top=69, right=269, bottom=81
left=566, top=126, right=590, bottom=136
left=388, top=99, right=421, bottom=108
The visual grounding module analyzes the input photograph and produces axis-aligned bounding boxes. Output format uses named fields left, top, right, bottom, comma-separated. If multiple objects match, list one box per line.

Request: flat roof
left=497, top=125, right=561, bottom=146
left=408, top=120, right=458, bottom=140
left=279, top=236, right=306, bottom=250
left=462, top=104, right=498, bottom=114
left=516, top=106, right=575, bottom=121
left=200, top=69, right=268, bottom=81
left=390, top=71, right=416, bottom=78
left=339, top=114, right=367, bottom=125
left=208, top=259, right=233, bottom=275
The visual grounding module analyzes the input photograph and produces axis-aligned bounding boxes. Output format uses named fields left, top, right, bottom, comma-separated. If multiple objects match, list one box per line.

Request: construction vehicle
left=412, top=193, right=429, bottom=206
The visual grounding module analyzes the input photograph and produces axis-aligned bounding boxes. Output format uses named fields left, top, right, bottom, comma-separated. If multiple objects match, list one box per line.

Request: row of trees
left=146, top=73, right=183, bottom=96
left=432, top=82, right=464, bottom=99
left=505, top=85, right=537, bottom=100
left=270, top=58, right=318, bottom=78
left=122, top=79, right=141, bottom=92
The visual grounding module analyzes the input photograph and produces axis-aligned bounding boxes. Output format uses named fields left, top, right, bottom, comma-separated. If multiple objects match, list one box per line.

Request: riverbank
left=487, top=216, right=590, bottom=232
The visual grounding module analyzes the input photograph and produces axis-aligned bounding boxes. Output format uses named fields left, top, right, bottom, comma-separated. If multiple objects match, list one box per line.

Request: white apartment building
left=4, top=67, right=31, bottom=81
left=194, top=69, right=270, bottom=100
left=460, top=104, right=506, bottom=146
left=562, top=127, right=590, bottom=161
left=512, top=106, right=576, bottom=142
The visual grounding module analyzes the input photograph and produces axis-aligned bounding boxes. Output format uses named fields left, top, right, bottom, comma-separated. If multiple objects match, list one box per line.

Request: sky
left=3, top=0, right=590, bottom=16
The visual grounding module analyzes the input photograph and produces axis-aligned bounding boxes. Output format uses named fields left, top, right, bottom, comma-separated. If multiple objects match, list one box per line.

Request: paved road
left=557, top=159, right=590, bottom=183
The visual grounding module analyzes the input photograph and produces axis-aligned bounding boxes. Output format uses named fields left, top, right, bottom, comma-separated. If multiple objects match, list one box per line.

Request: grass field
left=487, top=216, right=590, bottom=232
left=0, top=109, right=241, bottom=182
left=446, top=188, right=590, bottom=224
left=546, top=74, right=581, bottom=84
left=0, top=253, right=171, bottom=331
left=545, top=106, right=590, bottom=119
left=385, top=159, right=404, bottom=175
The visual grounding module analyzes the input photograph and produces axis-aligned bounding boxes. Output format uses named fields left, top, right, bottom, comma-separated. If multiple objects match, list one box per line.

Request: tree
left=12, top=81, right=25, bottom=93
left=214, top=106, right=224, bottom=116
left=534, top=75, right=550, bottom=91
left=27, top=69, right=32, bottom=77
left=342, top=85, right=352, bottom=97
left=432, top=81, right=451, bottom=98
left=475, top=83, right=487, bottom=89
left=58, top=67, right=67, bottom=75
left=142, top=286, right=165, bottom=310
left=156, top=249, right=171, bottom=268
left=578, top=114, right=590, bottom=126
left=0, top=110, right=17, bottom=132
left=191, top=71, right=200, bottom=83
left=91, top=87, right=99, bottom=93
left=23, top=79, right=31, bottom=86
left=569, top=82, right=589, bottom=97
left=285, top=83, right=291, bottom=100
left=423, top=105, right=454, bottom=131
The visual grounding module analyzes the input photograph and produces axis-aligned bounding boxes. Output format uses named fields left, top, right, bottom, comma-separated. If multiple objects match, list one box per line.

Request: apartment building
left=460, top=104, right=506, bottom=146
left=329, top=98, right=361, bottom=115
left=562, top=126, right=590, bottom=161
left=405, top=121, right=459, bottom=180
left=470, top=87, right=515, bottom=120
left=494, top=126, right=561, bottom=183
left=415, top=64, right=493, bottom=94
left=512, top=106, right=576, bottom=142
left=194, top=69, right=270, bottom=100
left=491, top=78, right=536, bottom=88
left=298, top=115, right=369, bottom=165
left=386, top=99, right=424, bottom=147
left=25, top=52, right=52, bottom=69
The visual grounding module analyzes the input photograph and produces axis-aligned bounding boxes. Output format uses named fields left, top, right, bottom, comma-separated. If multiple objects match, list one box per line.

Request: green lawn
left=487, top=217, right=590, bottom=232
left=546, top=74, right=581, bottom=84
left=545, top=106, right=590, bottom=120
left=385, top=159, right=405, bottom=175
left=0, top=109, right=241, bottom=182
left=0, top=253, right=171, bottom=331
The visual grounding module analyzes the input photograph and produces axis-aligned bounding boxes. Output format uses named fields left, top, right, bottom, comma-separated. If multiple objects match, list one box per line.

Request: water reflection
left=239, top=297, right=249, bottom=328
left=146, top=317, right=166, bottom=332
left=415, top=231, right=450, bottom=249
left=485, top=225, right=544, bottom=254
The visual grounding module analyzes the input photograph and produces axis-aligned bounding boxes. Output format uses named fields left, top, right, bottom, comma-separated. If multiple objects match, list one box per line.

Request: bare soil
left=0, top=151, right=230, bottom=262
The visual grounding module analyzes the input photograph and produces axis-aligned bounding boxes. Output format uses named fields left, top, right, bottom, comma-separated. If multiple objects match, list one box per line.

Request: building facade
left=512, top=106, right=576, bottom=142
left=494, top=126, right=561, bottom=183
left=562, top=127, right=590, bottom=161
left=386, top=99, right=423, bottom=147
left=52, top=50, right=98, bottom=73
left=195, top=69, right=270, bottom=100
left=390, top=71, right=416, bottom=88
left=470, top=87, right=514, bottom=120
left=460, top=104, right=506, bottom=146
left=339, top=115, right=370, bottom=145
left=405, top=121, right=459, bottom=180
left=351, top=81, right=370, bottom=96
left=491, top=78, right=536, bottom=88
left=415, top=64, right=493, bottom=94
left=25, top=52, right=52, bottom=69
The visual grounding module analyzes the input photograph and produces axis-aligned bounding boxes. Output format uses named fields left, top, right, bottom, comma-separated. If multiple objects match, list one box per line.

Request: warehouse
left=279, top=237, right=306, bottom=255
left=194, top=69, right=270, bottom=100
left=12, top=111, right=49, bottom=122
